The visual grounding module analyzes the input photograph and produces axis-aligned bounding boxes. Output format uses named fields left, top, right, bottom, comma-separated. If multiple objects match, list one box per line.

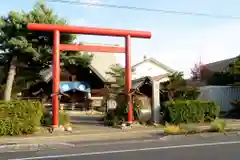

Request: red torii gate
left=27, top=23, right=151, bottom=128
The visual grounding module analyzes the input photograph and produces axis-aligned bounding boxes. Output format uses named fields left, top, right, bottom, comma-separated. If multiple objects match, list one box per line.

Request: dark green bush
left=104, top=99, right=142, bottom=126
left=41, top=110, right=71, bottom=126
left=0, top=100, right=44, bottom=136
left=163, top=100, right=220, bottom=124
left=103, top=104, right=127, bottom=126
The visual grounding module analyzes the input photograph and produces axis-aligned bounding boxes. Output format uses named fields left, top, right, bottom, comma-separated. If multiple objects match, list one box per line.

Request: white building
left=131, top=56, right=176, bottom=82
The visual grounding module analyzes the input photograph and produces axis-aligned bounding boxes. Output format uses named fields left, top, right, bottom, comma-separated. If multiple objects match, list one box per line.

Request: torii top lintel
left=27, top=23, right=151, bottom=39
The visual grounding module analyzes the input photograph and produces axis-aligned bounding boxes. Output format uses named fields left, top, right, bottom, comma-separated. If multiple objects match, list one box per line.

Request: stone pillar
left=152, top=80, right=161, bottom=124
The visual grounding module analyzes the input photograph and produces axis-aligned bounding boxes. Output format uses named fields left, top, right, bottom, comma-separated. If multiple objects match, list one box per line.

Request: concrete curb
left=159, top=131, right=240, bottom=141
left=0, top=129, right=163, bottom=147
left=0, top=143, right=77, bottom=153
left=0, top=130, right=163, bottom=153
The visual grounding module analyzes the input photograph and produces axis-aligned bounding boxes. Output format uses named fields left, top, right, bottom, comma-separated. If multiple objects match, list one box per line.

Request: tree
left=161, top=71, right=200, bottom=100
left=0, top=1, right=92, bottom=101
left=191, top=63, right=201, bottom=80
left=106, top=63, right=125, bottom=95
left=166, top=72, right=186, bottom=100
left=229, top=56, right=240, bottom=85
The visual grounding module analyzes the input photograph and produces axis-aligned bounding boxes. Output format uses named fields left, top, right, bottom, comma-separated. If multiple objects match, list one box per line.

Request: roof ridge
left=131, top=56, right=151, bottom=68
left=131, top=56, right=175, bottom=73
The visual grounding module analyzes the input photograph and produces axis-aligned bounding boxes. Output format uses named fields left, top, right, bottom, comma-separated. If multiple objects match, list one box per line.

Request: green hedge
left=0, top=100, right=44, bottom=136
left=163, top=100, right=220, bottom=124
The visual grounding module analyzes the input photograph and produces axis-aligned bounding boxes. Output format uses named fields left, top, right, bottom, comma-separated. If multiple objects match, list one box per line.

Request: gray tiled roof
left=89, top=52, right=117, bottom=83
left=132, top=77, right=152, bottom=90
left=39, top=47, right=118, bottom=83
left=204, top=56, right=239, bottom=72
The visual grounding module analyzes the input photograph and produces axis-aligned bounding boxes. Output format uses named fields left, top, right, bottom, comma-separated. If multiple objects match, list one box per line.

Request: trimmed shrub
left=164, top=123, right=185, bottom=135
left=209, top=118, right=226, bottom=132
left=0, top=100, right=44, bottom=136
left=163, top=100, right=220, bottom=124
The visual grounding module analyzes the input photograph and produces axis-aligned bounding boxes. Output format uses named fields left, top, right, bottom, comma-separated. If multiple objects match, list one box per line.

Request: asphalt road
left=1, top=133, right=240, bottom=160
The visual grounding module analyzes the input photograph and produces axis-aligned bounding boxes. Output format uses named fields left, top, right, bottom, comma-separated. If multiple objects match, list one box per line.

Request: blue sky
left=1, top=0, right=240, bottom=77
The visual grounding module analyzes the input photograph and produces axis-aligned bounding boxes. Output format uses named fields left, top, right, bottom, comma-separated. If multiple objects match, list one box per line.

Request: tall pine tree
left=0, top=1, right=93, bottom=100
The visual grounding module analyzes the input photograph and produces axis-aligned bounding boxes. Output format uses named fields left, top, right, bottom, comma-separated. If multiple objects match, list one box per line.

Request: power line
left=46, top=0, right=240, bottom=20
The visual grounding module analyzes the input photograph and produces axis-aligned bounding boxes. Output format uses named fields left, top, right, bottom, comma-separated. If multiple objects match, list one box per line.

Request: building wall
left=132, top=61, right=168, bottom=80
left=198, top=86, right=240, bottom=112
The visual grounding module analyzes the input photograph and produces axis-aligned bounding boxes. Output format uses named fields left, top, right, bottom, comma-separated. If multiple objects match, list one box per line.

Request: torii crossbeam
left=27, top=23, right=151, bottom=127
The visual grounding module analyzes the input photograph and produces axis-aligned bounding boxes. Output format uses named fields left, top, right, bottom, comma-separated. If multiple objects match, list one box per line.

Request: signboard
left=92, top=99, right=102, bottom=107
left=107, top=99, right=117, bottom=110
